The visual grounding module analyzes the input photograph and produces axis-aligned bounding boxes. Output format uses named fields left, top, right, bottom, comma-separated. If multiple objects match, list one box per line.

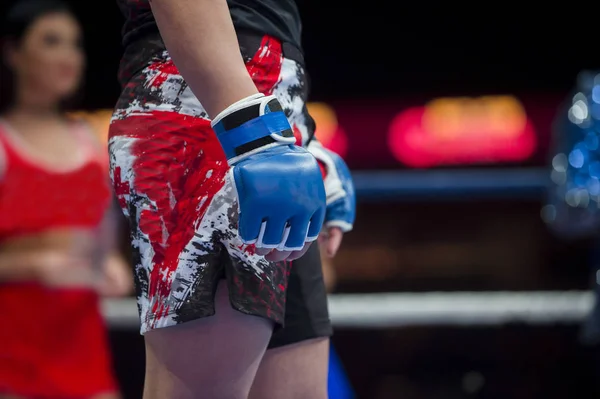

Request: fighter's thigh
left=144, top=281, right=273, bottom=399
left=249, top=337, right=330, bottom=399
left=250, top=244, right=332, bottom=399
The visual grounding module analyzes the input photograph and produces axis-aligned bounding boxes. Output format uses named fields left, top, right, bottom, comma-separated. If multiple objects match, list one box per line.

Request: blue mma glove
left=212, top=93, right=326, bottom=251
left=307, top=140, right=356, bottom=232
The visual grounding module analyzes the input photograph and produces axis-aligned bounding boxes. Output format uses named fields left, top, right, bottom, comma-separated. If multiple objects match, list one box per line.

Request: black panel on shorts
left=267, top=244, right=333, bottom=349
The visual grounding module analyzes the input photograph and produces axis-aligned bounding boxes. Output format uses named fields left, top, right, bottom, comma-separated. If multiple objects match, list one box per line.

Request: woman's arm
left=0, top=136, right=30, bottom=282
left=320, top=243, right=338, bottom=293
left=0, top=252, right=39, bottom=282
left=0, top=130, right=7, bottom=180
left=96, top=199, right=133, bottom=297
left=98, top=251, right=132, bottom=297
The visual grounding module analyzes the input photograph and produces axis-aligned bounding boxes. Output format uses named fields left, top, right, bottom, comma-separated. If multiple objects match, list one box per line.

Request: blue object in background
left=328, top=344, right=355, bottom=399
left=545, top=70, right=600, bottom=238
left=544, top=71, right=600, bottom=345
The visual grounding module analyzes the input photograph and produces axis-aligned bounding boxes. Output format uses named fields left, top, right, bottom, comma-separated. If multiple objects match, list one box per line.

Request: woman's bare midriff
left=0, top=228, right=96, bottom=254
left=0, top=228, right=104, bottom=289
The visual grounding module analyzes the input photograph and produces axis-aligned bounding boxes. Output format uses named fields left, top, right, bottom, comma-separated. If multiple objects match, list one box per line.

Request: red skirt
left=0, top=283, right=117, bottom=398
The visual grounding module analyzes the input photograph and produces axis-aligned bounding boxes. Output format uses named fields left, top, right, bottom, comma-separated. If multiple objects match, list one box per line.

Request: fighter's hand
left=212, top=94, right=326, bottom=262
left=307, top=140, right=356, bottom=258
left=318, top=226, right=344, bottom=258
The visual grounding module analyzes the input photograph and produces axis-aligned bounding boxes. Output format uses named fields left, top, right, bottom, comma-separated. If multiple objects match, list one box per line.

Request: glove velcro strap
left=214, top=111, right=294, bottom=160
left=213, top=97, right=295, bottom=162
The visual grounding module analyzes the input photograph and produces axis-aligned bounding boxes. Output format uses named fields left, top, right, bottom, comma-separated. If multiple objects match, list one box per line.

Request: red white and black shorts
left=109, top=33, right=332, bottom=347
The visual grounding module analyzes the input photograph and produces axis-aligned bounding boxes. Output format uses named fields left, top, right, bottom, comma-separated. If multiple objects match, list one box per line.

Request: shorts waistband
left=135, top=30, right=304, bottom=66
left=119, top=30, right=304, bottom=88
left=235, top=29, right=304, bottom=66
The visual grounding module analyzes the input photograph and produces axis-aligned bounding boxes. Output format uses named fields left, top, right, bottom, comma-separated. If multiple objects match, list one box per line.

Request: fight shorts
left=109, top=32, right=332, bottom=346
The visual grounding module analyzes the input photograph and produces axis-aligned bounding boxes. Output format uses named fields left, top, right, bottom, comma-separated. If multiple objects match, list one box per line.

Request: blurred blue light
left=588, top=178, right=600, bottom=195
left=585, top=132, right=599, bottom=150
left=569, top=149, right=586, bottom=168
left=591, top=103, right=600, bottom=120
left=546, top=73, right=600, bottom=236
left=590, top=161, right=600, bottom=178
left=574, top=172, right=588, bottom=187
left=592, top=86, right=600, bottom=104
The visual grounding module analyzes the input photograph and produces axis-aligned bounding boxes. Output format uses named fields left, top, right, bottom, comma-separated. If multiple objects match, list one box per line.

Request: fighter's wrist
left=211, top=94, right=296, bottom=164
left=211, top=93, right=265, bottom=124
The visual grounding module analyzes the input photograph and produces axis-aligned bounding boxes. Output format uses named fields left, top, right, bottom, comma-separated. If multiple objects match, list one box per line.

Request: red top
left=0, top=121, right=110, bottom=239
left=0, top=120, right=117, bottom=398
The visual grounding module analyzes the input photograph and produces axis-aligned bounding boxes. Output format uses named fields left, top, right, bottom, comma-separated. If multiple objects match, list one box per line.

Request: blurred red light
left=308, top=103, right=348, bottom=158
left=388, top=96, right=537, bottom=167
left=323, top=126, right=348, bottom=157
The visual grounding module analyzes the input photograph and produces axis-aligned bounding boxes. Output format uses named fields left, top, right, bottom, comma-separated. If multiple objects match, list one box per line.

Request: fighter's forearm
left=149, top=0, right=258, bottom=118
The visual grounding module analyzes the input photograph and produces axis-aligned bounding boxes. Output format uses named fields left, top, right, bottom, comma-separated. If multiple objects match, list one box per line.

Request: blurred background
left=4, top=1, right=600, bottom=398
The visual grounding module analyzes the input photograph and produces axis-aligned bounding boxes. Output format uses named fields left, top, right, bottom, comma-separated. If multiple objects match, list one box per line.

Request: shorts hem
left=267, top=320, right=333, bottom=349
left=141, top=302, right=283, bottom=335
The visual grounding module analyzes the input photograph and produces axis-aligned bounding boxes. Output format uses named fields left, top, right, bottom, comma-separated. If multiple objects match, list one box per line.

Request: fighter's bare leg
left=249, top=337, right=329, bottom=399
left=143, top=281, right=274, bottom=399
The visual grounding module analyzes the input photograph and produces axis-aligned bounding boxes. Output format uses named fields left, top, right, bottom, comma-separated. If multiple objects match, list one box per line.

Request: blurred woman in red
left=0, top=1, right=131, bottom=398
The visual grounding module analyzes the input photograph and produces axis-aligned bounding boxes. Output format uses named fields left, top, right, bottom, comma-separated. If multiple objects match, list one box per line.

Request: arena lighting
left=71, top=105, right=349, bottom=157
left=387, top=96, right=538, bottom=168
left=306, top=102, right=348, bottom=156
left=103, top=291, right=594, bottom=329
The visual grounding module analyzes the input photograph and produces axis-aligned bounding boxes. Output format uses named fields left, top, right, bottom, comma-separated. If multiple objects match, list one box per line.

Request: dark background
left=3, top=2, right=600, bottom=105
left=4, top=1, right=600, bottom=397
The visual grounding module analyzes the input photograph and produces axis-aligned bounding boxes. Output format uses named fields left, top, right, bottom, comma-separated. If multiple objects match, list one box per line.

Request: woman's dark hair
left=0, top=0, right=74, bottom=112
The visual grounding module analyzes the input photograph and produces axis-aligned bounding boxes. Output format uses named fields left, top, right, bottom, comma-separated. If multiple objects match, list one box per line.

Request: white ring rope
left=103, top=291, right=596, bottom=329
